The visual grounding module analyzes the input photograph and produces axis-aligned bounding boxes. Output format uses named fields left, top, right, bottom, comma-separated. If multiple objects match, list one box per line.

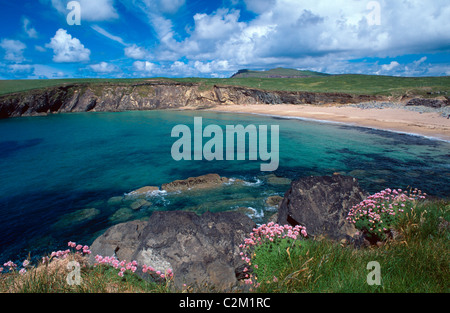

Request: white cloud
left=0, top=39, right=26, bottom=62
left=90, top=62, right=119, bottom=73
left=133, top=60, right=156, bottom=72
left=381, top=61, right=400, bottom=72
left=142, top=0, right=450, bottom=76
left=51, top=0, right=118, bottom=21
left=8, top=64, right=34, bottom=74
left=244, top=0, right=275, bottom=14
left=91, top=25, right=127, bottom=46
left=23, top=18, right=38, bottom=38
left=35, top=45, right=46, bottom=52
left=156, top=0, right=186, bottom=14
left=193, top=9, right=244, bottom=40
left=46, top=29, right=90, bottom=63
left=125, top=44, right=149, bottom=59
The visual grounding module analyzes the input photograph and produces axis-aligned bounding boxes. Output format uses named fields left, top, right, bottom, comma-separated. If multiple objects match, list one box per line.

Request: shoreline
left=199, top=104, right=450, bottom=142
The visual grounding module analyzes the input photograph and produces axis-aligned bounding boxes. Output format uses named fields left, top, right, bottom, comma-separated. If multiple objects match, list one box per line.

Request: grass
left=1, top=197, right=448, bottom=293
left=249, top=198, right=449, bottom=293
left=1, top=74, right=449, bottom=98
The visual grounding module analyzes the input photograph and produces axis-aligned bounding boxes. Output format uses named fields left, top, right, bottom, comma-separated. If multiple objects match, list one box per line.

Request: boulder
left=277, top=175, right=367, bottom=241
left=266, top=195, right=283, bottom=207
left=161, top=173, right=229, bottom=192
left=406, top=97, right=449, bottom=108
left=89, top=211, right=256, bottom=290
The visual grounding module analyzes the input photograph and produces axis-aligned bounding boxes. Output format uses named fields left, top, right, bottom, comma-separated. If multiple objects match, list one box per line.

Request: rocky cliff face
left=0, top=81, right=386, bottom=118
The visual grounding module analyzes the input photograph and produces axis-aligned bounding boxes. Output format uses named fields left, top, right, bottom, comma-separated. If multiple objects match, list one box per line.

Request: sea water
left=0, top=110, right=449, bottom=262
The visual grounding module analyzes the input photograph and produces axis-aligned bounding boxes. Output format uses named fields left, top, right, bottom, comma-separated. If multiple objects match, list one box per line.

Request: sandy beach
left=203, top=104, right=450, bottom=142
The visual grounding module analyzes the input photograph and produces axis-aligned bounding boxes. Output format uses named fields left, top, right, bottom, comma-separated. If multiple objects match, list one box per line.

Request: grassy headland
left=1, top=73, right=449, bottom=99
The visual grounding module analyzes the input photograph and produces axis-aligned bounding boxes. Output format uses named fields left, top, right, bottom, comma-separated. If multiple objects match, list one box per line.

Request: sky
left=0, top=0, right=449, bottom=79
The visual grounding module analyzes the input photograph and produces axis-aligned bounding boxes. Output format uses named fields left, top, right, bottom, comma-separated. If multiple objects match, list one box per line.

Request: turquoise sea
left=0, top=110, right=449, bottom=262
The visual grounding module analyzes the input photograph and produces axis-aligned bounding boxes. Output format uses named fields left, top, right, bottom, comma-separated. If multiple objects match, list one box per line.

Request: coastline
left=199, top=104, right=450, bottom=142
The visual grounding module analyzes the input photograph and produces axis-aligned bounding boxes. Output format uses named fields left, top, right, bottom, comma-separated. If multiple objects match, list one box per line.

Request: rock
left=161, top=173, right=229, bottom=192
left=0, top=81, right=386, bottom=119
left=109, top=207, right=134, bottom=223
left=53, top=208, right=100, bottom=229
left=127, top=186, right=160, bottom=197
left=277, top=175, right=367, bottom=241
left=406, top=97, right=449, bottom=108
left=261, top=173, right=292, bottom=185
left=107, top=196, right=124, bottom=206
left=89, top=211, right=256, bottom=290
left=130, top=199, right=151, bottom=210
left=266, top=195, right=283, bottom=207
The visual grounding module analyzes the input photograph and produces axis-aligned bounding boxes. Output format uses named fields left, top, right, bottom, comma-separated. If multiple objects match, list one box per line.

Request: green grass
left=1, top=74, right=449, bottom=98
left=175, top=75, right=450, bottom=97
left=250, top=198, right=449, bottom=293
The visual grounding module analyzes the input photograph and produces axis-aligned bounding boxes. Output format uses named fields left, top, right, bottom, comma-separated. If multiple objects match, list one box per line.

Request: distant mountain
left=230, top=67, right=330, bottom=78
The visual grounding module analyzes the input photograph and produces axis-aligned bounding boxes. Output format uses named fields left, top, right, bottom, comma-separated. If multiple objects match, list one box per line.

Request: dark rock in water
left=89, top=211, right=256, bottom=289
left=161, top=173, right=230, bottom=192
left=277, top=175, right=367, bottom=242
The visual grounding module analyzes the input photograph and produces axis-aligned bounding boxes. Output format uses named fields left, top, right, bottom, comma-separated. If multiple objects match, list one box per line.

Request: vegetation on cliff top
left=1, top=70, right=449, bottom=99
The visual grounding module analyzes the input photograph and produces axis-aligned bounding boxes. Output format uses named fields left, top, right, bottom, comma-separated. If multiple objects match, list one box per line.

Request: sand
left=200, top=104, right=450, bottom=142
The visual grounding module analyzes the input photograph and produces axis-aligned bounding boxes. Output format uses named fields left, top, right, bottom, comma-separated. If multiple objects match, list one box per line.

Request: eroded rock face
left=0, top=81, right=386, bottom=118
left=277, top=175, right=367, bottom=241
left=89, top=210, right=256, bottom=289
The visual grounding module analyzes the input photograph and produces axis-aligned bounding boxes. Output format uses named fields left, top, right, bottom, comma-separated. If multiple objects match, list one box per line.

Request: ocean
left=0, top=110, right=449, bottom=262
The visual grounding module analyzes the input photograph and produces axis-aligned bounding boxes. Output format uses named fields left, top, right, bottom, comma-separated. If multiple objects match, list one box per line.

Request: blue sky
left=0, top=0, right=449, bottom=79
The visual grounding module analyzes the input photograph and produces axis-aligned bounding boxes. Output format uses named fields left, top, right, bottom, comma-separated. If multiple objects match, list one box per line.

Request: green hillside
left=0, top=71, right=449, bottom=98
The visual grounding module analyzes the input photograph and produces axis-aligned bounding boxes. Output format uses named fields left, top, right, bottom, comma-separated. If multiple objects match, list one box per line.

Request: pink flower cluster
left=94, top=255, right=174, bottom=280
left=2, top=260, right=17, bottom=272
left=94, top=255, right=138, bottom=277
left=238, top=222, right=308, bottom=286
left=346, top=188, right=426, bottom=239
left=142, top=264, right=174, bottom=280
left=240, top=222, right=308, bottom=251
left=47, top=242, right=92, bottom=261
left=68, top=241, right=91, bottom=255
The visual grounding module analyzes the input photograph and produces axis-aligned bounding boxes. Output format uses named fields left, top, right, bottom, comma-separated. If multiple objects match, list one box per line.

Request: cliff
left=0, top=80, right=386, bottom=118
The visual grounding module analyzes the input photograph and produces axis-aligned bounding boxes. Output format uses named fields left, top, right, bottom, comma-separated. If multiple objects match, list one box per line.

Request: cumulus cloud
left=89, top=62, right=119, bottom=73
left=51, top=0, right=118, bottom=21
left=129, top=0, right=450, bottom=76
left=381, top=61, right=400, bottom=72
left=133, top=60, right=157, bottom=73
left=46, top=29, right=90, bottom=63
left=0, top=39, right=26, bottom=62
left=125, top=44, right=149, bottom=59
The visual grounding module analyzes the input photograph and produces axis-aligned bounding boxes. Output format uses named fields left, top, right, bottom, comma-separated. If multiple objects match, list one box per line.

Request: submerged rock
left=53, top=208, right=100, bottom=229
left=109, top=207, right=134, bottom=223
left=130, top=199, right=151, bottom=210
left=89, top=211, right=255, bottom=290
left=277, top=175, right=367, bottom=241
